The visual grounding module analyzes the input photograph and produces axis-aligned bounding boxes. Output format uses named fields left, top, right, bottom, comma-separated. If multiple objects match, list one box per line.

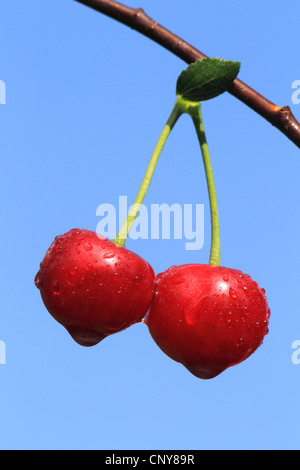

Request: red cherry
left=35, top=229, right=155, bottom=347
left=145, top=264, right=270, bottom=379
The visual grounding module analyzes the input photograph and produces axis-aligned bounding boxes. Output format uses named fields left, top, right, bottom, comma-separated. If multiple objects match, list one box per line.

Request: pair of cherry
left=35, top=228, right=270, bottom=380
left=35, top=59, right=271, bottom=379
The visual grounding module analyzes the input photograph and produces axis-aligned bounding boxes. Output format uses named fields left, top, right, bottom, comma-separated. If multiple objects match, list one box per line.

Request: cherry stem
left=184, top=101, right=221, bottom=266
left=113, top=100, right=183, bottom=247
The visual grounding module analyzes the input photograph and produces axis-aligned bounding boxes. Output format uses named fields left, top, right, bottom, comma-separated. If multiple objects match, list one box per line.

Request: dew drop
left=71, top=229, right=81, bottom=236
left=236, top=338, right=244, bottom=347
left=229, top=288, right=237, bottom=299
left=265, top=324, right=270, bottom=335
left=112, top=273, right=120, bottom=282
left=84, top=241, right=93, bottom=252
left=52, top=280, right=60, bottom=296
left=85, top=263, right=93, bottom=271
left=243, top=306, right=250, bottom=316
left=223, top=275, right=229, bottom=282
left=34, top=273, right=41, bottom=289
left=244, top=287, right=252, bottom=297
left=103, top=251, right=115, bottom=259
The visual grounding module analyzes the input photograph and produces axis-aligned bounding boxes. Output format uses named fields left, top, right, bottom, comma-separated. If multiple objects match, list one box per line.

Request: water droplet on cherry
left=34, top=273, right=41, bottom=289
left=52, top=280, right=60, bottom=296
left=71, top=229, right=82, bottom=237
left=229, top=288, right=237, bottom=299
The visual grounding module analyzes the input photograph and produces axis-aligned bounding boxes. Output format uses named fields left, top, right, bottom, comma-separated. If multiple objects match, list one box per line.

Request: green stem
left=113, top=100, right=183, bottom=247
left=186, top=102, right=221, bottom=266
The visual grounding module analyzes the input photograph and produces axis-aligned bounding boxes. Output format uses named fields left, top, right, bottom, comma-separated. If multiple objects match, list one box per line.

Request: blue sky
left=1, top=0, right=300, bottom=450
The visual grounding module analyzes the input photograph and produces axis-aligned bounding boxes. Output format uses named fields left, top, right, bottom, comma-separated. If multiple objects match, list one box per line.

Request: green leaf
left=176, top=57, right=241, bottom=102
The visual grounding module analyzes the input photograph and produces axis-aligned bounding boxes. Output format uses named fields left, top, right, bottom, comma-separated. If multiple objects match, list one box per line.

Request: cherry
left=145, top=264, right=270, bottom=379
left=35, top=228, right=155, bottom=347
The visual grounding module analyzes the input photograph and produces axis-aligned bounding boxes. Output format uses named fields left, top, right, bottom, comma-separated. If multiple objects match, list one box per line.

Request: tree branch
left=74, top=0, right=300, bottom=149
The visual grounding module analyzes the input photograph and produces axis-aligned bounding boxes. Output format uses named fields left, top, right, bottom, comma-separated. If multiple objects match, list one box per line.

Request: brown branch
left=75, top=0, right=300, bottom=149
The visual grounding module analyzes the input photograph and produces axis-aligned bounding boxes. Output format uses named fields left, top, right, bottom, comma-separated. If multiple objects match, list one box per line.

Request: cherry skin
left=35, top=228, right=155, bottom=347
left=145, top=264, right=270, bottom=379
